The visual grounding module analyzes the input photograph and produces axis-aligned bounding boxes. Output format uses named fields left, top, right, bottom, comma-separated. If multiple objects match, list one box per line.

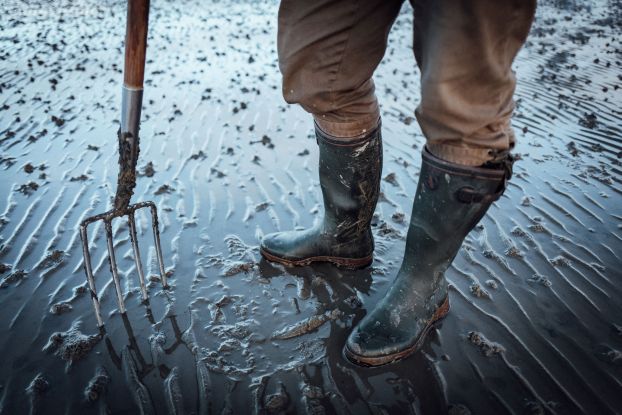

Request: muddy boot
left=260, top=122, right=382, bottom=269
left=344, top=147, right=513, bottom=366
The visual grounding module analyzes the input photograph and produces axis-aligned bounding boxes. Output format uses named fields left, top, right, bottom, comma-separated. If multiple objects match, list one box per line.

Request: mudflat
left=0, top=0, right=620, bottom=413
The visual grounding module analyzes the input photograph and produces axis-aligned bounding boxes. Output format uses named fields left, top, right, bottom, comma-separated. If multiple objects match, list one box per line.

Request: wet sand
left=0, top=0, right=621, bottom=413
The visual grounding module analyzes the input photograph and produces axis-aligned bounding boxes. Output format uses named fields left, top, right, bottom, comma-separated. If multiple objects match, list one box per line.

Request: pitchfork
left=79, top=0, right=168, bottom=328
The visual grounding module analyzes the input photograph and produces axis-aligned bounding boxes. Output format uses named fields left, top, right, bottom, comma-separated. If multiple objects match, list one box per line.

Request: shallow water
left=0, top=0, right=621, bottom=413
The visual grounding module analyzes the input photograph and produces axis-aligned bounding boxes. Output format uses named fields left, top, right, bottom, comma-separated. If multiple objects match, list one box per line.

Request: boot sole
left=343, top=296, right=450, bottom=367
left=259, top=247, right=373, bottom=270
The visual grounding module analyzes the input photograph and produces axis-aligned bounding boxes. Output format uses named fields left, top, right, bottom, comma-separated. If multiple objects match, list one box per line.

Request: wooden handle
left=123, top=0, right=150, bottom=89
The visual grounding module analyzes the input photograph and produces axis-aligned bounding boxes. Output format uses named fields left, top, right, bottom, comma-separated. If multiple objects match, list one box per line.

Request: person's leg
left=261, top=0, right=402, bottom=268
left=277, top=0, right=403, bottom=139
left=345, top=0, right=536, bottom=366
left=413, top=0, right=536, bottom=166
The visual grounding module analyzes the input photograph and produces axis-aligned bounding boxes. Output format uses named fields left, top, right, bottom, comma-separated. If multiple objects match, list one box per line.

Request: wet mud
left=0, top=0, right=621, bottom=413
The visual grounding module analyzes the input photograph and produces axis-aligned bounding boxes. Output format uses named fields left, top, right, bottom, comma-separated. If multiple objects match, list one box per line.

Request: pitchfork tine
left=80, top=224, right=104, bottom=328
left=104, top=219, right=127, bottom=314
left=149, top=203, right=168, bottom=288
left=128, top=212, right=149, bottom=302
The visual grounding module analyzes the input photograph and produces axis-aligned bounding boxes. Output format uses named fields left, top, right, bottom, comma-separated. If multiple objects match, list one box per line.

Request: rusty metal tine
left=149, top=203, right=168, bottom=288
left=79, top=224, right=105, bottom=327
left=104, top=219, right=127, bottom=314
left=127, top=211, right=149, bottom=302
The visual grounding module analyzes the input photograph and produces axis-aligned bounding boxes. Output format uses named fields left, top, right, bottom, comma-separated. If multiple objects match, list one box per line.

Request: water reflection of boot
left=260, top=122, right=382, bottom=269
left=345, top=147, right=513, bottom=366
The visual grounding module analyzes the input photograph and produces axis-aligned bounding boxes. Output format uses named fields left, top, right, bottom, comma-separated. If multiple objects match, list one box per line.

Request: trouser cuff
left=313, top=114, right=380, bottom=141
left=426, top=143, right=502, bottom=167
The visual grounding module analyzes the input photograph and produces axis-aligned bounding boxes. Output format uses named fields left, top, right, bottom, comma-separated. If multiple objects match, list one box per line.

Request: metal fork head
left=79, top=201, right=168, bottom=328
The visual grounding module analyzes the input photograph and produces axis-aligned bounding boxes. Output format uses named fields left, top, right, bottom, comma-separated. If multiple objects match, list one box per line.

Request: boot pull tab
left=456, top=185, right=503, bottom=204
left=456, top=186, right=484, bottom=204
left=461, top=152, right=515, bottom=204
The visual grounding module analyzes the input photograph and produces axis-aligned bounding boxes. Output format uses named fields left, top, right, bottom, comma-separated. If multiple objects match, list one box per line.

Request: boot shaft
left=402, top=147, right=513, bottom=271
left=316, top=123, right=382, bottom=242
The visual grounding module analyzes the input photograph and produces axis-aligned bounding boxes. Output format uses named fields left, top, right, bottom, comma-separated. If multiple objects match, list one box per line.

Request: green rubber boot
left=260, top=122, right=382, bottom=269
left=344, top=147, right=513, bottom=366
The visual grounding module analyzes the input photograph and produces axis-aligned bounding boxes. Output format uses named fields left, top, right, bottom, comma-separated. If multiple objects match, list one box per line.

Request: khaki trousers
left=277, top=0, right=536, bottom=165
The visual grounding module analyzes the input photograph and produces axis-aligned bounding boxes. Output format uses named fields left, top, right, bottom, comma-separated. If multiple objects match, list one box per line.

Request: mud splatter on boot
left=345, top=147, right=512, bottom=366
left=260, top=122, right=382, bottom=269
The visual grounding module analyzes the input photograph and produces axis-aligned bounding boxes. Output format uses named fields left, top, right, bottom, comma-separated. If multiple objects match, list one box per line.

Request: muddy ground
left=0, top=0, right=621, bottom=414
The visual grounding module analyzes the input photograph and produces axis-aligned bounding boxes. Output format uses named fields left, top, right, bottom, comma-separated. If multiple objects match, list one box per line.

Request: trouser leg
left=411, top=0, right=536, bottom=165
left=277, top=0, right=403, bottom=139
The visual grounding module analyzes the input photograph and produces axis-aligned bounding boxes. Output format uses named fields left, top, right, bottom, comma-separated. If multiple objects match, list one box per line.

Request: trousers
left=277, top=0, right=536, bottom=165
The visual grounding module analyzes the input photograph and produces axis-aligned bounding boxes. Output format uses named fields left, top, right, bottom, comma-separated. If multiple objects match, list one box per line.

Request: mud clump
left=594, top=344, right=622, bottom=366
left=383, top=172, right=399, bottom=187
left=0, top=269, right=27, bottom=288
left=511, top=226, right=526, bottom=237
left=84, top=366, right=110, bottom=402
left=374, top=220, right=403, bottom=239
left=44, top=321, right=101, bottom=364
left=264, top=382, right=290, bottom=413
left=470, top=283, right=490, bottom=299
left=189, top=150, right=207, bottom=160
left=114, top=130, right=139, bottom=210
left=505, top=246, right=524, bottom=258
left=578, top=112, right=598, bottom=129
left=271, top=309, right=342, bottom=340
left=16, top=181, right=39, bottom=195
left=255, top=202, right=270, bottom=212
left=391, top=210, right=405, bottom=223
left=50, top=301, right=72, bottom=315
left=24, top=162, right=35, bottom=173
left=344, top=295, right=362, bottom=309
left=51, top=115, right=65, bottom=126
left=155, top=184, right=175, bottom=195
left=550, top=255, right=571, bottom=267
left=26, top=372, right=49, bottom=413
left=39, top=249, right=65, bottom=269
left=70, top=174, right=89, bottom=181
left=250, top=134, right=274, bottom=149
left=566, top=141, right=580, bottom=157
left=528, top=274, right=552, bottom=287
left=26, top=373, right=49, bottom=397
left=140, top=161, right=155, bottom=177
left=223, top=261, right=256, bottom=277
left=467, top=331, right=505, bottom=357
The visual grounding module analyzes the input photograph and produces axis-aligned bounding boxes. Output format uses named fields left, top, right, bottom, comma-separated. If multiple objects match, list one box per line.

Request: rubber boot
left=344, top=147, right=513, bottom=366
left=260, top=122, right=382, bottom=269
